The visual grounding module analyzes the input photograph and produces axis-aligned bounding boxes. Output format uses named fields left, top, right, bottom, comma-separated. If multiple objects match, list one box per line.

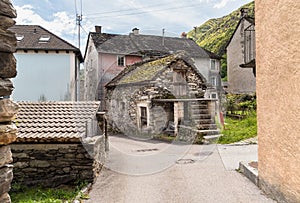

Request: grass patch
left=218, top=112, right=257, bottom=144
left=10, top=181, right=89, bottom=203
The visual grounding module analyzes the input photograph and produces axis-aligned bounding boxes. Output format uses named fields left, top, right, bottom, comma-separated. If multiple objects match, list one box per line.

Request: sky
left=11, top=0, right=253, bottom=53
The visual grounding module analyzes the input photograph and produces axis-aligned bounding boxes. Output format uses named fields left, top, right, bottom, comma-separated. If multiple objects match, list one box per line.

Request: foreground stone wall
left=11, top=136, right=106, bottom=187
left=256, top=0, right=300, bottom=202
left=0, top=1, right=18, bottom=202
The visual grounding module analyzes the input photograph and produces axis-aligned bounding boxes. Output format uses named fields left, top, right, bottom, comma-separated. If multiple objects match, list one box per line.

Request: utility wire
left=85, top=2, right=205, bottom=19
left=86, top=1, right=181, bottom=16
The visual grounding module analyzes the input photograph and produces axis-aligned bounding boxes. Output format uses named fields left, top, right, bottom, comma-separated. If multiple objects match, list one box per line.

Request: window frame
left=210, top=59, right=217, bottom=70
left=210, top=76, right=217, bottom=87
left=117, top=55, right=125, bottom=67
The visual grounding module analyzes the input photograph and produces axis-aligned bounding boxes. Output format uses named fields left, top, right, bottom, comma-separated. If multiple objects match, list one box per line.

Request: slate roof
left=15, top=101, right=100, bottom=143
left=88, top=32, right=220, bottom=59
left=9, top=25, right=83, bottom=62
left=107, top=52, right=206, bottom=87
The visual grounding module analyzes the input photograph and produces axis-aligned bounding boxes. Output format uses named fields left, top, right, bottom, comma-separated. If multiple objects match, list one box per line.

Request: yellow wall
left=256, top=1, right=300, bottom=202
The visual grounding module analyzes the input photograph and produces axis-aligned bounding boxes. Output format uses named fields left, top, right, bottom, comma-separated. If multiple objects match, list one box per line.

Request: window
left=210, top=59, right=216, bottom=70
left=16, top=35, right=24, bottom=41
left=39, top=35, right=50, bottom=43
left=117, top=56, right=125, bottom=66
left=210, top=76, right=217, bottom=86
left=211, top=93, right=217, bottom=99
left=140, top=107, right=147, bottom=127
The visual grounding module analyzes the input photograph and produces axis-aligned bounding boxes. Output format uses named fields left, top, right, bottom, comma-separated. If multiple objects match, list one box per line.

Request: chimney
left=181, top=32, right=187, bottom=38
left=132, top=28, right=139, bottom=35
left=95, top=26, right=102, bottom=33
left=240, top=8, right=249, bottom=18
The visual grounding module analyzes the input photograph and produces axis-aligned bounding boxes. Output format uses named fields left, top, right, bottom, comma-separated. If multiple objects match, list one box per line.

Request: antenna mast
left=75, top=0, right=82, bottom=49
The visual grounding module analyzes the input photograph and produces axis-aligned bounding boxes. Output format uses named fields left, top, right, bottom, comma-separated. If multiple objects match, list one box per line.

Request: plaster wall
left=256, top=1, right=300, bottom=202
left=13, top=51, right=73, bottom=101
left=227, top=19, right=256, bottom=94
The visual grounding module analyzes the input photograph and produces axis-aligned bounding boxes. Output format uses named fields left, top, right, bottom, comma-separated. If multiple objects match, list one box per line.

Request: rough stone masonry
left=0, top=0, right=19, bottom=203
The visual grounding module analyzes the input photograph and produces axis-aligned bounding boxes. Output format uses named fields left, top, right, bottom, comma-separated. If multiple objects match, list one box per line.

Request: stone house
left=226, top=9, right=256, bottom=94
left=11, top=101, right=106, bottom=187
left=105, top=53, right=218, bottom=140
left=9, top=25, right=83, bottom=101
left=83, top=26, right=221, bottom=108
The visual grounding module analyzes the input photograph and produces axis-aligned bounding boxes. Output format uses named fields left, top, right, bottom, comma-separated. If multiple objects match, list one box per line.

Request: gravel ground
left=84, top=136, right=275, bottom=203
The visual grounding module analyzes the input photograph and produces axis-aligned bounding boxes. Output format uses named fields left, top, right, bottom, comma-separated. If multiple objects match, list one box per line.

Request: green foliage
left=187, top=1, right=254, bottom=80
left=218, top=112, right=257, bottom=144
left=220, top=54, right=227, bottom=79
left=225, top=93, right=256, bottom=115
left=10, top=181, right=89, bottom=203
left=187, top=1, right=254, bottom=56
left=10, top=187, right=77, bottom=203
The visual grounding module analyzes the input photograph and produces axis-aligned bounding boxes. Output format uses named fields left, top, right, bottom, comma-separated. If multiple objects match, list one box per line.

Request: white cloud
left=15, top=5, right=75, bottom=36
left=213, top=0, right=235, bottom=9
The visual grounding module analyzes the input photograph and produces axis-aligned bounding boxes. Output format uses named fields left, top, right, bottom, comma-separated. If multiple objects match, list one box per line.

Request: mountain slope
left=187, top=1, right=254, bottom=56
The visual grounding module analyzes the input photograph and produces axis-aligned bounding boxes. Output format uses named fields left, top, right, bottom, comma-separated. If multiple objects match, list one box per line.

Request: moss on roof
left=118, top=54, right=178, bottom=85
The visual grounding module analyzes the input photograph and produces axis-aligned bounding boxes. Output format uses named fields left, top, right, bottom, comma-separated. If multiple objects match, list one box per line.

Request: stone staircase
left=189, top=101, right=221, bottom=142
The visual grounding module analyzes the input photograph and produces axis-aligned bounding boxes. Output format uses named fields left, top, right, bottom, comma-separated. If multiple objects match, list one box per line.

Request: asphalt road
left=84, top=136, right=275, bottom=203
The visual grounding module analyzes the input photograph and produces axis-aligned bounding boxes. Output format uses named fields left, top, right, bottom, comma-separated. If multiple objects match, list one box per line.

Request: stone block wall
left=0, top=1, right=18, bottom=202
left=11, top=135, right=106, bottom=187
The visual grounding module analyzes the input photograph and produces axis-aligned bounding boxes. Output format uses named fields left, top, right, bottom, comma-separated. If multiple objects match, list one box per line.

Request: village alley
left=84, top=135, right=275, bottom=203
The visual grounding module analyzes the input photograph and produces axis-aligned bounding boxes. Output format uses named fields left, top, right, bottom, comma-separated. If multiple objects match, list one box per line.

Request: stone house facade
left=256, top=0, right=300, bottom=202
left=106, top=53, right=218, bottom=141
left=226, top=9, right=256, bottom=94
left=83, top=27, right=221, bottom=108
left=9, top=25, right=83, bottom=101
left=11, top=101, right=106, bottom=187
left=0, top=1, right=18, bottom=202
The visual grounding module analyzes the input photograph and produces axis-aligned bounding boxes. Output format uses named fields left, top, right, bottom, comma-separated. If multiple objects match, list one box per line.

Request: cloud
left=213, top=0, right=236, bottom=9
left=15, top=5, right=75, bottom=36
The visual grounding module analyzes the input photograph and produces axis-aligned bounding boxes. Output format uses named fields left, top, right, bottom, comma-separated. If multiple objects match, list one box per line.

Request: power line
left=86, top=1, right=182, bottom=16
left=85, top=2, right=206, bottom=19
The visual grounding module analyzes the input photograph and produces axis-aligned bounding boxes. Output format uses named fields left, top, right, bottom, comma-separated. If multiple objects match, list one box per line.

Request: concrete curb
left=239, top=161, right=258, bottom=186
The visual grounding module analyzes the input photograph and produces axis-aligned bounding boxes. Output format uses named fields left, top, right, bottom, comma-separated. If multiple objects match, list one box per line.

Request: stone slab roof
left=15, top=101, right=100, bottom=143
left=107, top=52, right=206, bottom=87
left=89, top=32, right=219, bottom=58
left=9, top=25, right=83, bottom=62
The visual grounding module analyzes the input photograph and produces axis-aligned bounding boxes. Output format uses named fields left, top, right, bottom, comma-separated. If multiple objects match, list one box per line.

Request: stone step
left=190, top=114, right=212, bottom=119
left=194, top=119, right=215, bottom=124
left=190, top=104, right=208, bottom=109
left=196, top=124, right=218, bottom=130
left=190, top=109, right=209, bottom=114
left=203, top=134, right=222, bottom=143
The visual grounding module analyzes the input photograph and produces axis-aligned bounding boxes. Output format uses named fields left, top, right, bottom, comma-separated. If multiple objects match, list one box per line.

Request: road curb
left=239, top=161, right=258, bottom=186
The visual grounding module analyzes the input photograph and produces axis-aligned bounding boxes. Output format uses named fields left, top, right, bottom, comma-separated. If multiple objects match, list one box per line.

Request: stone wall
left=256, top=0, right=300, bottom=202
left=0, top=1, right=18, bottom=202
left=106, top=59, right=206, bottom=136
left=11, top=135, right=106, bottom=187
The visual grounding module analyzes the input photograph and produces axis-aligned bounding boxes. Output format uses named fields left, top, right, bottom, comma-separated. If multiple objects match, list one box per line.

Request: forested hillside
left=187, top=1, right=254, bottom=56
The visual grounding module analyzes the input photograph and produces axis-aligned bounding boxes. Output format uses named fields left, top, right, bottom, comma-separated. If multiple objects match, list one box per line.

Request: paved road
left=84, top=136, right=275, bottom=203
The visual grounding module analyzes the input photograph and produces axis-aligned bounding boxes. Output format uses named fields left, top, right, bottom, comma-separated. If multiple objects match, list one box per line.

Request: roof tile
left=15, top=101, right=100, bottom=143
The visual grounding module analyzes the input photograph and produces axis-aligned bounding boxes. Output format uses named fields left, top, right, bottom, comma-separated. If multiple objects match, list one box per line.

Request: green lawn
left=218, top=112, right=257, bottom=144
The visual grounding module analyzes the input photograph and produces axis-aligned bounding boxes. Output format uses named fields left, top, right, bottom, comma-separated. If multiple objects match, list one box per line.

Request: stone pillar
left=0, top=1, right=18, bottom=202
